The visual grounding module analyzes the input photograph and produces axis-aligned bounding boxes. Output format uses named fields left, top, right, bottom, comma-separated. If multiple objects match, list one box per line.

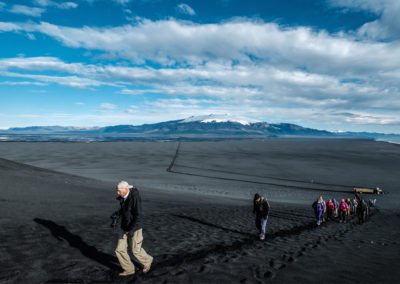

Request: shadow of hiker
left=33, top=218, right=121, bottom=271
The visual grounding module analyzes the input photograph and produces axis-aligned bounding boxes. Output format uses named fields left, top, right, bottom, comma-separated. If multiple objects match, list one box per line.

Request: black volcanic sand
left=0, top=139, right=400, bottom=283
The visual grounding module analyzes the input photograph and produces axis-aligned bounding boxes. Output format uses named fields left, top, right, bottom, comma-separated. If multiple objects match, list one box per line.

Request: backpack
left=339, top=202, right=347, bottom=211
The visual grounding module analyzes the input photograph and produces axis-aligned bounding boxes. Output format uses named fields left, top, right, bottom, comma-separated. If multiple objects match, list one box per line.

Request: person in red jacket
left=326, top=199, right=335, bottom=220
left=338, top=199, right=349, bottom=223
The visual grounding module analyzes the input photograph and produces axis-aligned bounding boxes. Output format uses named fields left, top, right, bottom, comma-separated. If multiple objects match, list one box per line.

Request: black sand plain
left=0, top=139, right=399, bottom=283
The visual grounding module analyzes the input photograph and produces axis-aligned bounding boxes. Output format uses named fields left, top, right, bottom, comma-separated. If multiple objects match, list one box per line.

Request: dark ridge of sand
left=0, top=139, right=400, bottom=283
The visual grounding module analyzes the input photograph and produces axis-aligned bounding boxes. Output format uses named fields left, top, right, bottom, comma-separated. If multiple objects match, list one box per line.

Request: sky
left=0, top=0, right=399, bottom=133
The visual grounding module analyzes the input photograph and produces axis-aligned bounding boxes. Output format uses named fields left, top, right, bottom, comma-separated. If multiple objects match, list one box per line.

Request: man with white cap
left=114, top=181, right=153, bottom=276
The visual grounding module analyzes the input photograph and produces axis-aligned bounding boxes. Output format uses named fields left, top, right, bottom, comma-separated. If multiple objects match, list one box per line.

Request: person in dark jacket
left=113, top=181, right=153, bottom=276
left=355, top=194, right=368, bottom=224
left=253, top=193, right=270, bottom=240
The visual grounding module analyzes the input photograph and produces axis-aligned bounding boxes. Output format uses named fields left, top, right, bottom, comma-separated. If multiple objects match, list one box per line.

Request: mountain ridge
left=0, top=115, right=398, bottom=141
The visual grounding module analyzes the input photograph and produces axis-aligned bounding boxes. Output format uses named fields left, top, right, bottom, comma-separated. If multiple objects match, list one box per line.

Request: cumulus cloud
left=1, top=55, right=399, bottom=112
left=0, top=16, right=400, bottom=131
left=328, top=0, right=400, bottom=40
left=177, top=3, right=195, bottom=16
left=9, top=5, right=45, bottom=17
left=2, top=19, right=399, bottom=77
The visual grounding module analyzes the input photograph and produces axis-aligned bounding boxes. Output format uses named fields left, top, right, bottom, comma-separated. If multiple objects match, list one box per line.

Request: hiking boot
left=119, top=270, right=135, bottom=277
left=143, top=258, right=153, bottom=273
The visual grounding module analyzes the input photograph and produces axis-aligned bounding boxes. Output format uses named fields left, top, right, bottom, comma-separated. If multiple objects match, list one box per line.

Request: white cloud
left=1, top=19, right=398, bottom=77
left=314, top=110, right=400, bottom=126
left=1, top=55, right=399, bottom=112
left=0, top=70, right=107, bottom=89
left=0, top=22, right=23, bottom=32
left=328, top=0, right=400, bottom=40
left=9, top=5, right=45, bottom=17
left=1, top=16, right=400, bottom=132
left=26, top=33, right=36, bottom=40
left=0, top=80, right=47, bottom=86
left=58, top=2, right=78, bottom=9
left=113, top=0, right=131, bottom=4
left=0, top=56, right=88, bottom=74
left=75, top=102, right=85, bottom=105
left=121, top=84, right=262, bottom=98
left=100, top=103, right=117, bottom=109
left=33, top=0, right=78, bottom=9
left=177, top=3, right=195, bottom=16
left=34, top=0, right=55, bottom=6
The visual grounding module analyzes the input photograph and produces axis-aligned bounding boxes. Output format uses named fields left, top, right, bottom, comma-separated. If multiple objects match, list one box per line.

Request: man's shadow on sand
left=34, top=218, right=121, bottom=271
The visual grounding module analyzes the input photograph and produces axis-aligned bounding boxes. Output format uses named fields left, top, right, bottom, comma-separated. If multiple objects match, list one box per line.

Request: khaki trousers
left=115, top=229, right=153, bottom=272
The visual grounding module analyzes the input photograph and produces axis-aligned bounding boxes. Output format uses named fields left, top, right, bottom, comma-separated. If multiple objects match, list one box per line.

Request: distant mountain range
left=0, top=114, right=399, bottom=142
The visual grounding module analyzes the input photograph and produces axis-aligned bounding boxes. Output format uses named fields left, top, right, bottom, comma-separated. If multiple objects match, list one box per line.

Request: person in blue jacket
left=312, top=195, right=325, bottom=226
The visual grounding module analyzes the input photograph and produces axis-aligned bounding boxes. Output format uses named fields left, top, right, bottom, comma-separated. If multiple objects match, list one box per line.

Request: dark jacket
left=116, top=188, right=143, bottom=233
left=356, top=199, right=367, bottom=214
left=253, top=197, right=270, bottom=219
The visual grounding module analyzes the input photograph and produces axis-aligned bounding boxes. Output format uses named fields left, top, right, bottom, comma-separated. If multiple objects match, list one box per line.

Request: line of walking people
left=312, top=193, right=375, bottom=226
left=252, top=192, right=376, bottom=241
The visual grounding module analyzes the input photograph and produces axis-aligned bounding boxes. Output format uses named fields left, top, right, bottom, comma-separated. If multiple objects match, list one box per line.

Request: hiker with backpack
left=253, top=193, right=270, bottom=240
left=333, top=198, right=339, bottom=218
left=326, top=199, right=335, bottom=220
left=346, top=198, right=352, bottom=215
left=356, top=194, right=368, bottom=224
left=312, top=195, right=325, bottom=226
left=338, top=199, right=349, bottom=223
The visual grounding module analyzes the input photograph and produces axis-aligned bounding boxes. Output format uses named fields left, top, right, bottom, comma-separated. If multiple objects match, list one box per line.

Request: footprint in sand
left=278, top=263, right=286, bottom=269
left=197, top=265, right=206, bottom=273
left=287, top=256, right=296, bottom=262
left=269, top=259, right=274, bottom=267
left=174, top=269, right=185, bottom=276
left=264, top=270, right=275, bottom=279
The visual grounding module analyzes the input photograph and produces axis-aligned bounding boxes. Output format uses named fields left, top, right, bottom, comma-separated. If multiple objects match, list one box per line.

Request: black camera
left=110, top=212, right=120, bottom=228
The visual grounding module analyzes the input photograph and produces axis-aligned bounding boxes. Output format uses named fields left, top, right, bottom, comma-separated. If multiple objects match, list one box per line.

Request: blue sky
left=0, top=0, right=399, bottom=133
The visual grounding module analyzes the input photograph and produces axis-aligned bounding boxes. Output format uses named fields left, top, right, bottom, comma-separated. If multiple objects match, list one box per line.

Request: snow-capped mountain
left=0, top=115, right=331, bottom=137
left=1, top=115, right=397, bottom=142
left=181, top=114, right=258, bottom=125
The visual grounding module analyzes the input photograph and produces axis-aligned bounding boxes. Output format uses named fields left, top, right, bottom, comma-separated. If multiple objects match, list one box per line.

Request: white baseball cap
left=117, top=181, right=133, bottom=189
